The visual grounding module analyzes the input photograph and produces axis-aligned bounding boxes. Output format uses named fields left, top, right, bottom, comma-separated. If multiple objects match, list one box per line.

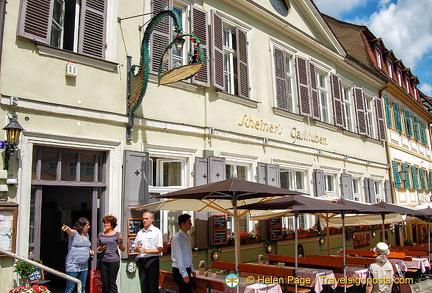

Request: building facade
left=0, top=0, right=398, bottom=291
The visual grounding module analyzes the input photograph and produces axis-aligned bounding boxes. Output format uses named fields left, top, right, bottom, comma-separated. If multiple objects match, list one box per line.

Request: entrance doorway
left=36, top=186, right=103, bottom=291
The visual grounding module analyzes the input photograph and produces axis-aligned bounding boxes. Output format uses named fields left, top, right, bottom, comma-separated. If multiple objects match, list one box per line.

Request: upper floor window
left=352, top=178, right=361, bottom=201
left=316, top=70, right=330, bottom=123
left=273, top=47, right=295, bottom=112
left=374, top=181, right=382, bottom=203
left=212, top=11, right=249, bottom=98
left=397, top=70, right=403, bottom=87
left=365, top=95, right=376, bottom=139
left=342, top=84, right=355, bottom=132
left=324, top=173, right=336, bottom=195
left=18, top=0, right=107, bottom=59
left=387, top=61, right=393, bottom=79
left=375, top=50, right=383, bottom=69
left=226, top=163, right=248, bottom=180
left=280, top=169, right=307, bottom=192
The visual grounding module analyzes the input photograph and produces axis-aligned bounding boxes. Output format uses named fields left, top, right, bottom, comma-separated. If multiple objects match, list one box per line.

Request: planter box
left=284, top=234, right=294, bottom=240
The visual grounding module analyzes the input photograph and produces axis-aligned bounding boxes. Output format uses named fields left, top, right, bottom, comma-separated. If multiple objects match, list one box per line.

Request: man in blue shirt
left=171, top=214, right=196, bottom=293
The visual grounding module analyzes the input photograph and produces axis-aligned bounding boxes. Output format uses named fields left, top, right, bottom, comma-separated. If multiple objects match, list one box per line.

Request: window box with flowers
left=282, top=228, right=295, bottom=240
left=307, top=228, right=318, bottom=237
left=9, top=285, right=51, bottom=293
left=239, top=232, right=261, bottom=244
left=297, top=228, right=308, bottom=238
left=162, top=238, right=172, bottom=254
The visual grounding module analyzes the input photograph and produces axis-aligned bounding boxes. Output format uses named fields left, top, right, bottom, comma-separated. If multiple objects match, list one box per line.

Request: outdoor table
left=388, top=258, right=408, bottom=272
left=334, top=266, right=368, bottom=286
left=403, top=257, right=431, bottom=273
left=296, top=267, right=337, bottom=293
left=199, top=273, right=282, bottom=293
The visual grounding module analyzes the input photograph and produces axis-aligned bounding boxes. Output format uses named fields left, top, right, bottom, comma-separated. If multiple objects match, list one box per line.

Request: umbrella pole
left=232, top=196, right=240, bottom=293
left=428, top=220, right=431, bottom=264
left=295, top=212, right=299, bottom=293
left=342, top=212, right=347, bottom=293
left=326, top=215, right=330, bottom=256
left=381, top=213, right=386, bottom=242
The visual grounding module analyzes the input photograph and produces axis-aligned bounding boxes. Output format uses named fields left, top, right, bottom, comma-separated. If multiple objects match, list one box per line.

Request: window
left=280, top=170, right=307, bottom=192
left=342, top=84, right=355, bottom=131
left=353, top=178, right=361, bottom=201
left=404, top=109, right=413, bottom=137
left=212, top=11, right=249, bottom=98
left=374, top=181, right=382, bottom=203
left=171, top=6, right=186, bottom=67
left=149, top=157, right=184, bottom=187
left=226, top=164, right=248, bottom=180
left=316, top=70, right=330, bottom=123
left=397, top=70, right=403, bottom=87
left=376, top=50, right=382, bottom=69
left=273, top=47, right=295, bottom=112
left=223, top=25, right=238, bottom=95
left=365, top=95, right=376, bottom=138
left=324, top=173, right=336, bottom=195
left=387, top=61, right=393, bottom=79
left=18, top=0, right=107, bottom=59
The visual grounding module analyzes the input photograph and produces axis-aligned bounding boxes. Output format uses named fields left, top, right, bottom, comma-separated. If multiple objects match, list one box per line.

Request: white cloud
left=420, top=83, right=432, bottom=97
left=313, top=0, right=365, bottom=18
left=367, top=0, right=432, bottom=71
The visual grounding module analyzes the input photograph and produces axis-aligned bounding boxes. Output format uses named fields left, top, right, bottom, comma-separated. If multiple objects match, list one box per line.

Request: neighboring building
left=323, top=14, right=432, bottom=243
left=1, top=0, right=391, bottom=291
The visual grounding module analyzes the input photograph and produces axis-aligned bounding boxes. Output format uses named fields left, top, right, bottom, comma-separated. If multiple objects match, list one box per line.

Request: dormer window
left=375, top=49, right=383, bottom=69
left=387, top=60, right=393, bottom=79
left=397, top=70, right=403, bottom=87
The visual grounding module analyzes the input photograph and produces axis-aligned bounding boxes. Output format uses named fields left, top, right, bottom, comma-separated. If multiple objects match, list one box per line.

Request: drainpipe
left=0, top=0, right=7, bottom=73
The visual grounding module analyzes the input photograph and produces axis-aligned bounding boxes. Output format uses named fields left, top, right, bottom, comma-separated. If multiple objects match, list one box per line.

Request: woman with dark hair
left=97, top=215, right=125, bottom=293
left=62, top=217, right=95, bottom=293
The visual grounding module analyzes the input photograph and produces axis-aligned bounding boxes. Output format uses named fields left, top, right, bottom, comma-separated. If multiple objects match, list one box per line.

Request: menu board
left=269, top=217, right=283, bottom=241
left=128, top=218, right=143, bottom=235
left=211, top=215, right=227, bottom=246
left=0, top=205, right=18, bottom=254
left=128, top=237, right=137, bottom=255
left=270, top=228, right=283, bottom=240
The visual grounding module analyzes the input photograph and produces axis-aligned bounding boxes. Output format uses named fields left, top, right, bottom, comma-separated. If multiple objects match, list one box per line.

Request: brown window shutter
left=211, top=10, right=224, bottom=91
left=341, top=174, right=353, bottom=200
left=313, top=169, right=324, bottom=197
left=296, top=56, right=311, bottom=116
left=354, top=87, right=368, bottom=135
left=150, top=0, right=172, bottom=74
left=331, top=74, right=344, bottom=127
left=191, top=6, right=209, bottom=86
left=123, top=151, right=150, bottom=207
left=274, top=48, right=288, bottom=110
left=208, top=156, right=226, bottom=182
left=79, top=0, right=106, bottom=59
left=375, top=98, right=387, bottom=141
left=17, top=0, right=52, bottom=44
left=237, top=27, right=249, bottom=99
left=309, top=63, right=320, bottom=119
left=194, top=157, right=209, bottom=186
left=266, top=164, right=280, bottom=187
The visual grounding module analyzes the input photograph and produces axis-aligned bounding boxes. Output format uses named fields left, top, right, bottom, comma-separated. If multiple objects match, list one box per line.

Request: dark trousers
left=172, top=267, right=193, bottom=293
left=99, top=261, right=120, bottom=293
left=137, top=257, right=160, bottom=293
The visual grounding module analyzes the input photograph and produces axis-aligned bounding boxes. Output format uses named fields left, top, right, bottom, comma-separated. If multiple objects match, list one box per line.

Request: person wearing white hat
left=366, top=242, right=394, bottom=293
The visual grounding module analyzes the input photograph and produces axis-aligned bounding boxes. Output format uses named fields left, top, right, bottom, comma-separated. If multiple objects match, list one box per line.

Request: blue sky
left=314, top=0, right=432, bottom=97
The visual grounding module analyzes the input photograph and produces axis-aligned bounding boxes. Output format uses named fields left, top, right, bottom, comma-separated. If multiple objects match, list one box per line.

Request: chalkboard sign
left=212, top=215, right=227, bottom=229
left=29, top=262, right=44, bottom=284
left=128, top=218, right=143, bottom=235
left=270, top=228, right=283, bottom=241
left=269, top=217, right=282, bottom=227
left=128, top=237, right=138, bottom=256
left=213, top=230, right=227, bottom=245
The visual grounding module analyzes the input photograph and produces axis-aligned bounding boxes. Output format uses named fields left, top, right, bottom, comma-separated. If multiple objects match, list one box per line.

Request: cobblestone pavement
left=409, top=278, right=432, bottom=292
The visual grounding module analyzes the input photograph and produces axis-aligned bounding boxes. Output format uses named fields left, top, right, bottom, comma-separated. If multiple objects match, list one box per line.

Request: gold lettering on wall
left=291, top=127, right=328, bottom=145
left=238, top=115, right=283, bottom=135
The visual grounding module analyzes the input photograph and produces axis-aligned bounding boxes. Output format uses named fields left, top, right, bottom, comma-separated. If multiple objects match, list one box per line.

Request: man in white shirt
left=171, top=214, right=196, bottom=293
left=132, top=211, right=163, bottom=293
